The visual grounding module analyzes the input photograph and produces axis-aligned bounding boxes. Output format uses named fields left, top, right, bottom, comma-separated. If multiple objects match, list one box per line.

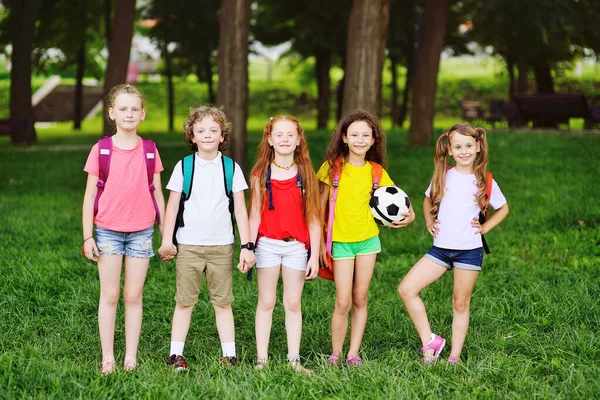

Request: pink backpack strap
left=326, top=159, right=343, bottom=256
left=142, top=139, right=161, bottom=225
left=94, top=137, right=113, bottom=216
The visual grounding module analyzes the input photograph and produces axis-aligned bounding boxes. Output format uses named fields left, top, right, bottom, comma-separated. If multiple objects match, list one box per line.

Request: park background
left=0, top=0, right=599, bottom=398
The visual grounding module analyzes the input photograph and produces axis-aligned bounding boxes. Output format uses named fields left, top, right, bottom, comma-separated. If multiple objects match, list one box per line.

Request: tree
left=253, top=0, right=350, bottom=128
left=216, top=0, right=250, bottom=169
left=342, top=0, right=391, bottom=116
left=102, top=0, right=136, bottom=137
left=408, top=0, right=449, bottom=147
left=3, top=0, right=42, bottom=145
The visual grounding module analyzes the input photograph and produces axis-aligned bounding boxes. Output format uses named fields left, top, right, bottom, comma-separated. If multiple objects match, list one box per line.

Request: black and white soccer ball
left=369, top=186, right=411, bottom=226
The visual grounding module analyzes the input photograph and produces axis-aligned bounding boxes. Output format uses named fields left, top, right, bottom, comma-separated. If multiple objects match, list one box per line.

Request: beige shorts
left=175, top=244, right=234, bottom=306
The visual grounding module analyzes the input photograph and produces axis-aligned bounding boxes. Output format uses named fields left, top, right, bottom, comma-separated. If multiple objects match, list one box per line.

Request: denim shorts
left=424, top=246, right=483, bottom=271
left=95, top=226, right=155, bottom=258
left=332, top=235, right=381, bottom=260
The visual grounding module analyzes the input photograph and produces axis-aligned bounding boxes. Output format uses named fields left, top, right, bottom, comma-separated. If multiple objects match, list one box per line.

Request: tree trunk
left=398, top=0, right=422, bottom=128
left=315, top=50, right=331, bottom=129
left=216, top=0, right=250, bottom=170
left=102, top=0, right=136, bottom=137
left=408, top=0, right=449, bottom=147
left=205, top=54, right=216, bottom=104
left=342, top=0, right=391, bottom=116
left=506, top=55, right=515, bottom=99
left=163, top=42, right=174, bottom=132
left=390, top=56, right=400, bottom=126
left=74, top=42, right=86, bottom=130
left=104, top=0, right=111, bottom=48
left=516, top=54, right=528, bottom=94
left=9, top=0, right=42, bottom=145
left=532, top=62, right=555, bottom=94
left=398, top=61, right=412, bottom=127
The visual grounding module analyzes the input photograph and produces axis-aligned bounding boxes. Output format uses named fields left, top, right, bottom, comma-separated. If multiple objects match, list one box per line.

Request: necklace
left=272, top=160, right=295, bottom=170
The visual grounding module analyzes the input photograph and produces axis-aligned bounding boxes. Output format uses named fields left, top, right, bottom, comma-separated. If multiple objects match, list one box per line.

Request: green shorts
left=332, top=235, right=381, bottom=260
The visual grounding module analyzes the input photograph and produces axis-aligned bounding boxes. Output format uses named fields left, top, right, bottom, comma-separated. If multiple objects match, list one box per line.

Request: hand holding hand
left=237, top=249, right=256, bottom=273
left=158, top=242, right=177, bottom=261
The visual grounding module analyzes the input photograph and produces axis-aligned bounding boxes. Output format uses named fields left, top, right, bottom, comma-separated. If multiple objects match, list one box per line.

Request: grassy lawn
left=0, top=124, right=599, bottom=398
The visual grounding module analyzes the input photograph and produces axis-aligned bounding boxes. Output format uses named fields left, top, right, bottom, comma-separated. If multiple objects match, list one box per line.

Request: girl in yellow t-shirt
left=317, top=110, right=415, bottom=366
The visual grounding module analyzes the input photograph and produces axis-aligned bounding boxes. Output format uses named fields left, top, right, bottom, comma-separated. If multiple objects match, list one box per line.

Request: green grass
left=0, top=125, right=599, bottom=398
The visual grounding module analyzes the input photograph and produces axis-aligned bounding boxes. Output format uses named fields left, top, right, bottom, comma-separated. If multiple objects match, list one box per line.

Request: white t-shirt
left=425, top=168, right=507, bottom=250
left=166, top=152, right=248, bottom=245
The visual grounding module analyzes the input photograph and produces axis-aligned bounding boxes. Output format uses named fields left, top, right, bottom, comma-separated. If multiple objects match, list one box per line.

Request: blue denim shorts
left=424, top=246, right=483, bottom=271
left=95, top=226, right=155, bottom=258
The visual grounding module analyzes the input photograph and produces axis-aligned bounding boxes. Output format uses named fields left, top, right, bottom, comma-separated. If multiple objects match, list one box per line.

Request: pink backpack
left=93, top=136, right=161, bottom=224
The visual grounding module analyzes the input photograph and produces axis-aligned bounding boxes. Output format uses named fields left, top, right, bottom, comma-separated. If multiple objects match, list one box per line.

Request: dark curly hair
left=183, top=106, right=232, bottom=151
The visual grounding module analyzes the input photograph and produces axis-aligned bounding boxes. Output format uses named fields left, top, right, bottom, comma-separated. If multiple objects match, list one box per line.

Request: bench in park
left=460, top=99, right=519, bottom=127
left=513, top=93, right=600, bottom=129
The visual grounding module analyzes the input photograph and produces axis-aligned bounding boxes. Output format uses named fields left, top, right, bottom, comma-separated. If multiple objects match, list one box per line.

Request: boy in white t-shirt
left=398, top=123, right=509, bottom=365
left=159, top=106, right=255, bottom=370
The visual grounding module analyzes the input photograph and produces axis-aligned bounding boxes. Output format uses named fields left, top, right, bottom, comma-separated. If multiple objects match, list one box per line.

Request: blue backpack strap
left=266, top=164, right=274, bottom=210
left=221, top=155, right=235, bottom=236
left=296, top=170, right=303, bottom=197
left=181, top=154, right=195, bottom=200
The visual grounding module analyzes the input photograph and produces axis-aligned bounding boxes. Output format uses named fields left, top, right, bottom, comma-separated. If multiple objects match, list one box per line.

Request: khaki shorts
left=175, top=244, right=234, bottom=306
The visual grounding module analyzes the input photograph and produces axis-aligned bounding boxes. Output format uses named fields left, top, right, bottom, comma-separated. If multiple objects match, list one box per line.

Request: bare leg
left=214, top=304, right=235, bottom=343
left=122, top=256, right=150, bottom=367
left=398, top=257, right=447, bottom=352
left=281, top=266, right=306, bottom=357
left=97, top=254, right=123, bottom=371
left=255, top=266, right=281, bottom=361
left=171, top=303, right=195, bottom=342
left=347, top=254, right=377, bottom=358
left=331, top=259, right=355, bottom=356
left=450, top=268, right=479, bottom=359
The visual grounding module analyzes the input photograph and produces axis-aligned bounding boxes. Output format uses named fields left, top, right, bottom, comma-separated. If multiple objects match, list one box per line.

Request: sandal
left=346, top=355, right=363, bottom=366
left=100, top=356, right=115, bottom=375
left=255, top=358, right=268, bottom=371
left=421, top=333, right=446, bottom=364
left=124, top=357, right=137, bottom=371
left=288, top=358, right=314, bottom=375
left=448, top=355, right=459, bottom=365
left=327, top=355, right=340, bottom=366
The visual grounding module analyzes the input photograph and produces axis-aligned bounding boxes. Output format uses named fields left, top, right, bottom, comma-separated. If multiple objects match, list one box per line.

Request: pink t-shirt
left=84, top=139, right=164, bottom=232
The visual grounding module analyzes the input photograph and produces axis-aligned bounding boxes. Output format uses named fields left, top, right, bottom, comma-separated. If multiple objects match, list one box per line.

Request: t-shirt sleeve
left=489, top=179, right=507, bottom=210
left=232, top=162, right=249, bottom=193
left=83, top=144, right=99, bottom=176
left=166, top=161, right=184, bottom=193
left=380, top=168, right=394, bottom=187
left=154, top=147, right=164, bottom=173
left=316, top=161, right=331, bottom=185
left=425, top=181, right=432, bottom=198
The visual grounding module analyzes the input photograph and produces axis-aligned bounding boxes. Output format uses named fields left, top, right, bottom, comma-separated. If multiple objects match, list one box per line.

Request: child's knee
left=101, top=289, right=120, bottom=307
left=213, top=303, right=232, bottom=314
left=352, top=293, right=368, bottom=309
left=397, top=281, right=415, bottom=300
left=123, top=289, right=143, bottom=305
left=452, top=296, right=471, bottom=313
left=335, top=297, right=352, bottom=314
left=257, top=296, right=277, bottom=312
left=283, top=296, right=301, bottom=313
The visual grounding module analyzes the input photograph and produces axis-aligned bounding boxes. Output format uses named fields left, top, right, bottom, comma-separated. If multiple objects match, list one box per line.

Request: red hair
left=250, top=116, right=321, bottom=225
left=430, top=123, right=490, bottom=216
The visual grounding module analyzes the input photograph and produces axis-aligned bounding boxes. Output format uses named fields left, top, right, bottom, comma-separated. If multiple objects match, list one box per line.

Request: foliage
left=0, top=127, right=599, bottom=398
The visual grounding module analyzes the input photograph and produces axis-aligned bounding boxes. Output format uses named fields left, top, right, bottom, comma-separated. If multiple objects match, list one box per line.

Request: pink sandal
left=421, top=334, right=445, bottom=364
left=327, top=355, right=340, bottom=366
left=346, top=355, right=363, bottom=366
left=448, top=355, right=459, bottom=365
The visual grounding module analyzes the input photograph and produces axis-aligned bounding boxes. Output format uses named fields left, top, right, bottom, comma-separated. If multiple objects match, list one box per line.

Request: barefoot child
left=317, top=110, right=415, bottom=366
left=248, top=116, right=321, bottom=374
left=159, top=106, right=255, bottom=370
left=398, top=123, right=509, bottom=364
left=82, top=84, right=165, bottom=374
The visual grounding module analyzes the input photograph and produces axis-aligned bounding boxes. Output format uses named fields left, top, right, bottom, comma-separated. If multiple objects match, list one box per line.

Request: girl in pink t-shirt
left=398, top=123, right=509, bottom=365
left=82, top=84, right=165, bottom=374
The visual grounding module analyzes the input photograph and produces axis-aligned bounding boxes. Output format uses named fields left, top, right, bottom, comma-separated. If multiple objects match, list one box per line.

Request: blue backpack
left=173, top=154, right=235, bottom=244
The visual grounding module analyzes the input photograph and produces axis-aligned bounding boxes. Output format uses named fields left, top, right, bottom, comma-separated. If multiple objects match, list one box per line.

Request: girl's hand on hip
left=471, top=217, right=486, bottom=234
left=427, top=220, right=440, bottom=237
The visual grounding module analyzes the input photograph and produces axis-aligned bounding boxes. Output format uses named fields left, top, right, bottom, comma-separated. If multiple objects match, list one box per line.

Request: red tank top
left=258, top=175, right=309, bottom=248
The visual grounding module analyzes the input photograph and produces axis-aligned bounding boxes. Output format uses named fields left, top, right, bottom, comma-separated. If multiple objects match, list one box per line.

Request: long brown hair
left=322, top=109, right=387, bottom=179
left=430, top=123, right=489, bottom=216
left=183, top=106, right=232, bottom=151
left=250, top=116, right=321, bottom=225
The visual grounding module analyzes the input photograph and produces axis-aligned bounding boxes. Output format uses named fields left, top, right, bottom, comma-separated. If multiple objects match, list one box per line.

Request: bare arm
left=306, top=217, right=321, bottom=279
left=247, top=176, right=262, bottom=253
left=82, top=174, right=99, bottom=262
left=158, top=190, right=181, bottom=261
left=423, top=196, right=440, bottom=237
left=234, top=189, right=256, bottom=272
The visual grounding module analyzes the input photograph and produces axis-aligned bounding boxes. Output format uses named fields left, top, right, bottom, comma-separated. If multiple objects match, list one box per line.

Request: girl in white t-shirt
left=398, top=123, right=509, bottom=365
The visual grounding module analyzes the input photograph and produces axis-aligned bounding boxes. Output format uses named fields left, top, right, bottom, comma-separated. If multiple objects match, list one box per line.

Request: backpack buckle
left=149, top=183, right=155, bottom=192
left=96, top=179, right=105, bottom=188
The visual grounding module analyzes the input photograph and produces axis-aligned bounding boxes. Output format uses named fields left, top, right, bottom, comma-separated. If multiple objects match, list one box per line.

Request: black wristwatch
left=241, top=242, right=255, bottom=251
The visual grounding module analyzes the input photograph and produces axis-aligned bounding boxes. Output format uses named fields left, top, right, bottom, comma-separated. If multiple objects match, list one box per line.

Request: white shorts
left=255, top=237, right=308, bottom=271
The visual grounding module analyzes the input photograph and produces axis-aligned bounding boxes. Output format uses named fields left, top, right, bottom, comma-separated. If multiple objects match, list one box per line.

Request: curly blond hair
left=182, top=106, right=232, bottom=151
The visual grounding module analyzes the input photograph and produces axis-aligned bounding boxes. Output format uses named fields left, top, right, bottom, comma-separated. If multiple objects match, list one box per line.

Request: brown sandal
left=101, top=356, right=115, bottom=375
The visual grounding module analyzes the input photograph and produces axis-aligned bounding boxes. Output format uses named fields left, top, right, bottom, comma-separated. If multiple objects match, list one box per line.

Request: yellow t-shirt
left=317, top=160, right=394, bottom=243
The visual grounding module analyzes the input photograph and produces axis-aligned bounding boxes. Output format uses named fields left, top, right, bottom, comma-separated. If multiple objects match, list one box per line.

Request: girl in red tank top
left=248, top=116, right=321, bottom=374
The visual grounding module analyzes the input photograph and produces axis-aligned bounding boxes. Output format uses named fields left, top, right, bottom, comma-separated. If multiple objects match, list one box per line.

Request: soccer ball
left=369, top=186, right=411, bottom=226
